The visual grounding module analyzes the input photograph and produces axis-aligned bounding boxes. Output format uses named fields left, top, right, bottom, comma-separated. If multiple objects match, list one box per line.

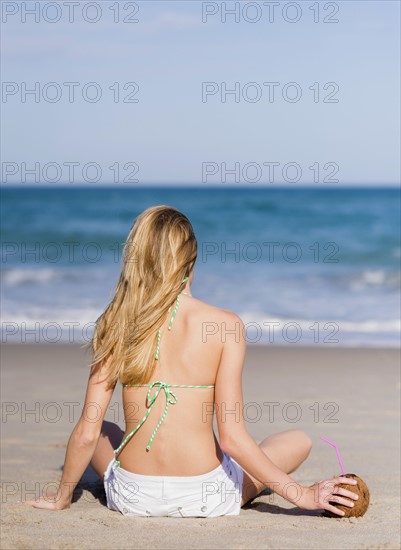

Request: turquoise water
left=1, top=186, right=400, bottom=346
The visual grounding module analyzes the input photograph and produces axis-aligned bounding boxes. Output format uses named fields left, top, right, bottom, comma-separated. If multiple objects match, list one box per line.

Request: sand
left=1, top=343, right=400, bottom=550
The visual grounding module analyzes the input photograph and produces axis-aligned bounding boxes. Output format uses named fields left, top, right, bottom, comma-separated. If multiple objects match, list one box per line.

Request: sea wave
left=1, top=267, right=110, bottom=286
left=347, top=269, right=400, bottom=290
left=2, top=268, right=73, bottom=286
left=1, top=306, right=400, bottom=347
left=1, top=187, right=400, bottom=347
left=238, top=312, right=401, bottom=333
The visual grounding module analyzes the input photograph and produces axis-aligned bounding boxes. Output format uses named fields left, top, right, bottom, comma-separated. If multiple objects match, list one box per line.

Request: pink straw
left=320, top=436, right=346, bottom=475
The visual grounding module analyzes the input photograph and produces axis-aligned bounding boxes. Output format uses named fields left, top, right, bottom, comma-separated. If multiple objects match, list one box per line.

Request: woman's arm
left=24, top=355, right=116, bottom=510
left=214, top=312, right=356, bottom=512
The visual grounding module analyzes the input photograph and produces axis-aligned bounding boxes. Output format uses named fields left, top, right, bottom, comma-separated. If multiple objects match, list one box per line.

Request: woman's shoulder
left=188, top=296, right=244, bottom=326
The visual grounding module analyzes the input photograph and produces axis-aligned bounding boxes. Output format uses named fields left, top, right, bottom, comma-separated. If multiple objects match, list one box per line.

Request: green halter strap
left=155, top=278, right=188, bottom=361
left=154, top=276, right=190, bottom=360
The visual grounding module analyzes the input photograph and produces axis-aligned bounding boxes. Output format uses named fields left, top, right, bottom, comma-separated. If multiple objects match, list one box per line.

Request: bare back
left=118, top=295, right=227, bottom=476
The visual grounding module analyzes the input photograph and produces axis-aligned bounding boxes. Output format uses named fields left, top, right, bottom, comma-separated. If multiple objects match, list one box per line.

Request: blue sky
left=1, top=0, right=400, bottom=185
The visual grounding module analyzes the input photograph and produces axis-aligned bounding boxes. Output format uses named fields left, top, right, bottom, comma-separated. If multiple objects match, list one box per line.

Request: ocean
left=1, top=186, right=400, bottom=347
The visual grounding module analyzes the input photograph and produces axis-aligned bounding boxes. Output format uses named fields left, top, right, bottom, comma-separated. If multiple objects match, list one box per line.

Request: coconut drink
left=320, top=437, right=370, bottom=518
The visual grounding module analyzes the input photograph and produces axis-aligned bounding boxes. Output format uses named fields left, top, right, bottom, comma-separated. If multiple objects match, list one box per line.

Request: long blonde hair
left=89, top=205, right=197, bottom=388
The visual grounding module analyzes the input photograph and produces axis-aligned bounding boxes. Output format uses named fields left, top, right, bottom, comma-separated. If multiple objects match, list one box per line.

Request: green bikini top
left=113, top=277, right=215, bottom=463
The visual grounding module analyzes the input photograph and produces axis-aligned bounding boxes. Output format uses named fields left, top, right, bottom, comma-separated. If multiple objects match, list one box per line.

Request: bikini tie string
left=113, top=380, right=179, bottom=465
left=145, top=381, right=178, bottom=450
left=147, top=380, right=178, bottom=405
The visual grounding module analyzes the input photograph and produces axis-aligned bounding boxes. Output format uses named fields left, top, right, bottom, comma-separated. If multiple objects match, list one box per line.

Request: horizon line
left=1, top=183, right=400, bottom=190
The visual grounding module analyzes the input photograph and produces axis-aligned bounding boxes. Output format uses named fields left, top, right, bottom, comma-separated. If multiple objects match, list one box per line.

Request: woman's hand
left=299, top=476, right=359, bottom=516
left=23, top=490, right=71, bottom=511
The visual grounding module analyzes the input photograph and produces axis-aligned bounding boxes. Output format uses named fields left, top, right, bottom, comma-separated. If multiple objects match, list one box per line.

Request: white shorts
left=103, top=452, right=244, bottom=517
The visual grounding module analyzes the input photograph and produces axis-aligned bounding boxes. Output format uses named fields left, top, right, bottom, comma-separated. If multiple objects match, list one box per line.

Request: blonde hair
left=89, top=205, right=197, bottom=388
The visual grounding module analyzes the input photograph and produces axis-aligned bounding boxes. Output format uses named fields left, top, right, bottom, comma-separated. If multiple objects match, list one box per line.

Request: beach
left=1, top=343, right=400, bottom=550
left=3, top=1, right=400, bottom=548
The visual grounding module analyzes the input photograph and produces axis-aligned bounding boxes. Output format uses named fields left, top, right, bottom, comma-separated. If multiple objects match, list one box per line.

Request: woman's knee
left=291, top=429, right=312, bottom=457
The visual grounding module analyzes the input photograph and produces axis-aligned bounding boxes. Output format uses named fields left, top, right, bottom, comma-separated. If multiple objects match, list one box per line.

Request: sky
left=1, top=0, right=400, bottom=185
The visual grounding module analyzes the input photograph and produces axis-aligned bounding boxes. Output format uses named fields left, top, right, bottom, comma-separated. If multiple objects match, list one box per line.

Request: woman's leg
left=90, top=421, right=124, bottom=479
left=241, top=429, right=312, bottom=506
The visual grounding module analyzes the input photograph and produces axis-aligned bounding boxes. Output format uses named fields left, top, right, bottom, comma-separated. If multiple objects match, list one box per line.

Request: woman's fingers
left=329, top=494, right=355, bottom=508
left=23, top=497, right=52, bottom=509
left=336, top=487, right=359, bottom=500
left=326, top=503, right=346, bottom=516
left=307, top=478, right=360, bottom=514
left=23, top=496, right=64, bottom=510
left=334, top=476, right=358, bottom=486
left=314, top=477, right=359, bottom=514
left=330, top=478, right=359, bottom=502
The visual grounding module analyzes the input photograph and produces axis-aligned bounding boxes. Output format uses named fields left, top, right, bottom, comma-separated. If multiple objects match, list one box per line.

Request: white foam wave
left=2, top=268, right=68, bottom=286
left=348, top=269, right=400, bottom=291
left=1, top=310, right=399, bottom=346
left=238, top=312, right=401, bottom=333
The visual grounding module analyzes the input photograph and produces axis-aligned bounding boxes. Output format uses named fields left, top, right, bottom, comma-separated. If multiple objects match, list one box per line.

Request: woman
left=24, top=205, right=358, bottom=517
